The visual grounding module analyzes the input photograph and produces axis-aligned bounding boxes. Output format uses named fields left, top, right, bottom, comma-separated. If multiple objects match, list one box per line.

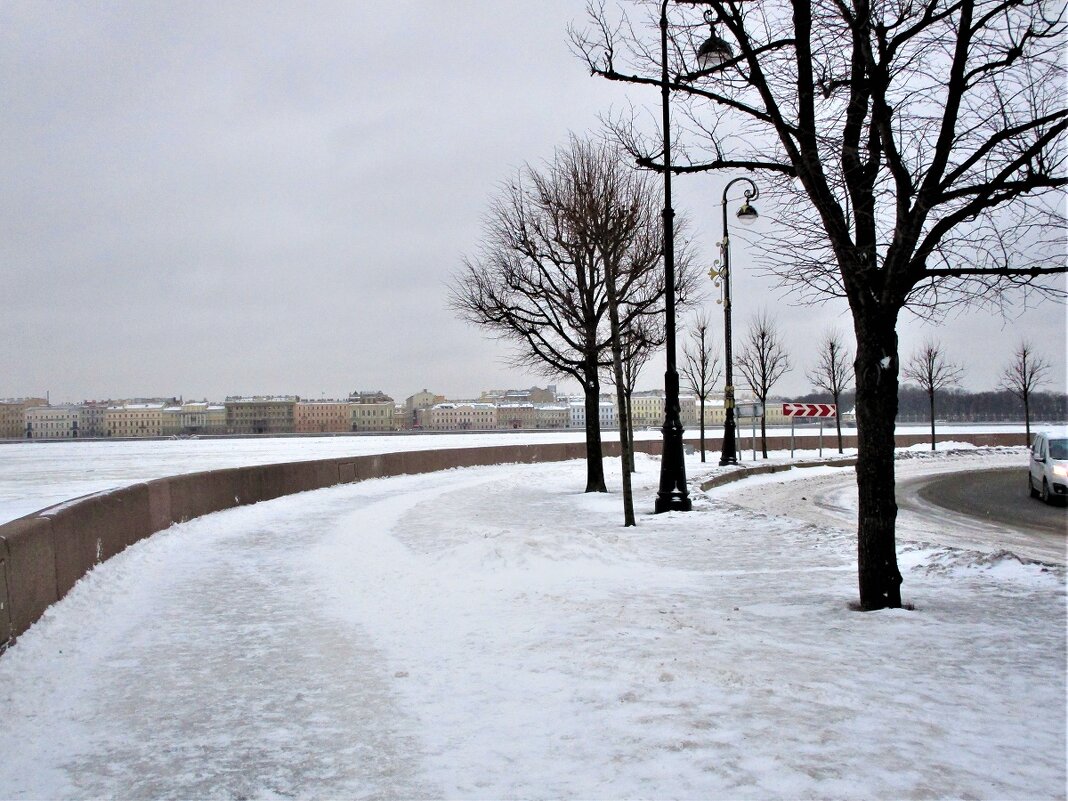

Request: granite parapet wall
left=0, top=432, right=1020, bottom=650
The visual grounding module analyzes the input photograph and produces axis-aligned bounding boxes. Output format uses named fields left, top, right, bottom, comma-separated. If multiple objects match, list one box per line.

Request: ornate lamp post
left=655, top=2, right=733, bottom=512
left=709, top=177, right=759, bottom=466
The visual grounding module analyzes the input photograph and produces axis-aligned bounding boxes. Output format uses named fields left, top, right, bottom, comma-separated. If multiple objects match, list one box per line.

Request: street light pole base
left=655, top=413, right=692, bottom=513
left=719, top=412, right=738, bottom=466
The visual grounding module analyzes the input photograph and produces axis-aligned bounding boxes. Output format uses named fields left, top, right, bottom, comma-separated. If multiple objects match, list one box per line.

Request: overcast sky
left=3, top=2, right=1064, bottom=405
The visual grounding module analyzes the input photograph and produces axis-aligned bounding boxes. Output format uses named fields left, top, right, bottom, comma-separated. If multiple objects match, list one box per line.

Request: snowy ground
left=0, top=448, right=1064, bottom=800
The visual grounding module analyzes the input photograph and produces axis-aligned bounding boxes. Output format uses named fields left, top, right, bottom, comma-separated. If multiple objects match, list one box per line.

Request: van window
left=1049, top=439, right=1068, bottom=460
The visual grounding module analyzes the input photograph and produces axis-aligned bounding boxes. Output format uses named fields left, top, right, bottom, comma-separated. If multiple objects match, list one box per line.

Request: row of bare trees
left=449, top=137, right=700, bottom=527
left=573, top=0, right=1066, bottom=609
left=683, top=313, right=1055, bottom=458
left=457, top=0, right=1065, bottom=608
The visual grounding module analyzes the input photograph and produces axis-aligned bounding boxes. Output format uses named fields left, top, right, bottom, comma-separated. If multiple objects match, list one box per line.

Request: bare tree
left=574, top=0, right=1067, bottom=609
left=605, top=316, right=662, bottom=474
left=903, top=340, right=965, bottom=450
left=1000, top=340, right=1051, bottom=445
left=450, top=135, right=694, bottom=502
left=680, top=311, right=722, bottom=461
left=737, top=310, right=791, bottom=458
left=807, top=329, right=855, bottom=454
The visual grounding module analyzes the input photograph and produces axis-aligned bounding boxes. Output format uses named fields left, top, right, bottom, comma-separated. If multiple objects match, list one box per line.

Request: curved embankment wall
left=0, top=432, right=1021, bottom=650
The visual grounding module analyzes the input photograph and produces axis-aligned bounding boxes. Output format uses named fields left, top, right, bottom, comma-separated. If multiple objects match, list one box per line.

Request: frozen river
left=0, top=431, right=609, bottom=525
left=0, top=424, right=1032, bottom=525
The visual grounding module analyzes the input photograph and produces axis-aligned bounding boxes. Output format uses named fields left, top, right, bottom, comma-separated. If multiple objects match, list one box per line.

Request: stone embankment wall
left=0, top=432, right=1021, bottom=649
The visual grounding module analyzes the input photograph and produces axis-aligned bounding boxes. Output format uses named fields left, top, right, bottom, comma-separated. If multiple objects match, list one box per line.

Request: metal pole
left=655, top=0, right=691, bottom=513
left=717, top=176, right=758, bottom=467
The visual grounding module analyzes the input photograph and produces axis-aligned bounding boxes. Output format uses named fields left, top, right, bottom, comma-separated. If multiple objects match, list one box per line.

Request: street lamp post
left=655, top=2, right=734, bottom=513
left=654, top=0, right=691, bottom=513
left=710, top=177, right=759, bottom=466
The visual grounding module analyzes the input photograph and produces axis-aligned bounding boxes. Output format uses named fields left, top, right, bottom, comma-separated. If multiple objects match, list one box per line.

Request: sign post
left=781, top=403, right=837, bottom=459
left=735, top=403, right=763, bottom=461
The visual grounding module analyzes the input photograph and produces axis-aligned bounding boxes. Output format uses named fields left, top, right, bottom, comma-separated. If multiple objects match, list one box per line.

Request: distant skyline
left=3, top=3, right=1064, bottom=406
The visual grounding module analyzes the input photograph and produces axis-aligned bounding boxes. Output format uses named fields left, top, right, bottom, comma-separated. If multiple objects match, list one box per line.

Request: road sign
left=782, top=402, right=837, bottom=418
left=735, top=403, right=763, bottom=419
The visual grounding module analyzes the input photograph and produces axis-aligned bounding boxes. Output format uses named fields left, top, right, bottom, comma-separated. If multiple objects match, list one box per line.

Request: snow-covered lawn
left=0, top=450, right=1063, bottom=799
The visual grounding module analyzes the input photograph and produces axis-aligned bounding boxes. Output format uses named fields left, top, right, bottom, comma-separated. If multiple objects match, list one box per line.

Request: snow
left=0, top=424, right=1027, bottom=525
left=0, top=447, right=1064, bottom=799
left=0, top=431, right=608, bottom=524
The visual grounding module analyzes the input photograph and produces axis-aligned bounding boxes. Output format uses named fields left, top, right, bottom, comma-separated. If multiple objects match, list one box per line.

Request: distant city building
left=568, top=397, right=617, bottom=430
left=480, top=386, right=557, bottom=405
left=295, top=400, right=351, bottom=434
left=534, top=404, right=570, bottom=429
left=349, top=391, right=395, bottom=432
left=80, top=401, right=110, bottom=438
left=679, top=394, right=697, bottom=426
left=161, top=405, right=184, bottom=437
left=25, top=404, right=84, bottom=439
left=631, top=390, right=665, bottom=428
left=177, top=401, right=228, bottom=435
left=105, top=402, right=167, bottom=438
left=0, top=398, right=47, bottom=438
left=497, top=403, right=537, bottom=429
left=405, top=389, right=445, bottom=429
left=427, top=402, right=498, bottom=431
left=225, top=396, right=298, bottom=435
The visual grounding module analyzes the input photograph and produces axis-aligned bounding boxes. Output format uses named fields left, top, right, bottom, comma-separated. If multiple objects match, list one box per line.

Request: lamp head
left=696, top=11, right=733, bottom=69
left=736, top=201, right=759, bottom=224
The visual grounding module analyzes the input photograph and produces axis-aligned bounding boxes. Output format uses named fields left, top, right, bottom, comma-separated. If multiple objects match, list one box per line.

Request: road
left=896, top=466, right=1067, bottom=563
left=906, top=466, right=1067, bottom=536
left=712, top=452, right=1067, bottom=565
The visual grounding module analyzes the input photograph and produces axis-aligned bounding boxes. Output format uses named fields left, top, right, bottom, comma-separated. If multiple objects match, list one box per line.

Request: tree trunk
left=613, top=365, right=636, bottom=526
left=583, top=368, right=607, bottom=493
left=626, top=392, right=636, bottom=473
left=853, top=314, right=904, bottom=610
left=835, top=408, right=844, bottom=454
left=699, top=397, right=706, bottom=462
left=1023, top=393, right=1031, bottom=447
left=928, top=392, right=936, bottom=451
left=759, top=412, right=768, bottom=459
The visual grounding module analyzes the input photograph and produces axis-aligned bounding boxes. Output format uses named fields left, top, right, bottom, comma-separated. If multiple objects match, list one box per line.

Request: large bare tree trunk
left=854, top=314, right=904, bottom=610
left=583, top=363, right=607, bottom=493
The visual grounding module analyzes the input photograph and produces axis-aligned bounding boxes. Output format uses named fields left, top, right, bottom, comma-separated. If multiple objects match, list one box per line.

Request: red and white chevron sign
left=782, top=402, right=837, bottom=418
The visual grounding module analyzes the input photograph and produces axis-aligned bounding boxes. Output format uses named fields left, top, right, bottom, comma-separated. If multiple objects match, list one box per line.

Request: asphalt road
left=897, top=466, right=1067, bottom=563
left=911, top=467, right=1067, bottom=535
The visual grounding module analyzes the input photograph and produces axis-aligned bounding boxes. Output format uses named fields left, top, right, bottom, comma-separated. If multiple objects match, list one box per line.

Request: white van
left=1028, top=431, right=1068, bottom=505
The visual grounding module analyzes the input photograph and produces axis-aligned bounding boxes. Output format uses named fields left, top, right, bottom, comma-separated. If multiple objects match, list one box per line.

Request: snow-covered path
left=714, top=449, right=1067, bottom=564
left=0, top=453, right=1064, bottom=799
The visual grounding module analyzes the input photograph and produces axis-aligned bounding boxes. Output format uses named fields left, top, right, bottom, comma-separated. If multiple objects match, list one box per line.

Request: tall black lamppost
left=655, top=2, right=733, bottom=512
left=710, top=177, right=759, bottom=466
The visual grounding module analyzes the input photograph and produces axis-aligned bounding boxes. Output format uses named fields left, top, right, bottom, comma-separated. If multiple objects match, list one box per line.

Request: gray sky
left=3, top=2, right=1064, bottom=405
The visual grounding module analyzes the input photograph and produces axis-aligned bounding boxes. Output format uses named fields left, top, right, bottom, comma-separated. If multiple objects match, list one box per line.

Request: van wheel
left=1041, top=479, right=1052, bottom=505
left=1029, top=474, right=1040, bottom=498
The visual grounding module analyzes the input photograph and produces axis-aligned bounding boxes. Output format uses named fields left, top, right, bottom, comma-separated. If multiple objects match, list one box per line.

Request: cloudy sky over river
left=3, top=2, right=1064, bottom=403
